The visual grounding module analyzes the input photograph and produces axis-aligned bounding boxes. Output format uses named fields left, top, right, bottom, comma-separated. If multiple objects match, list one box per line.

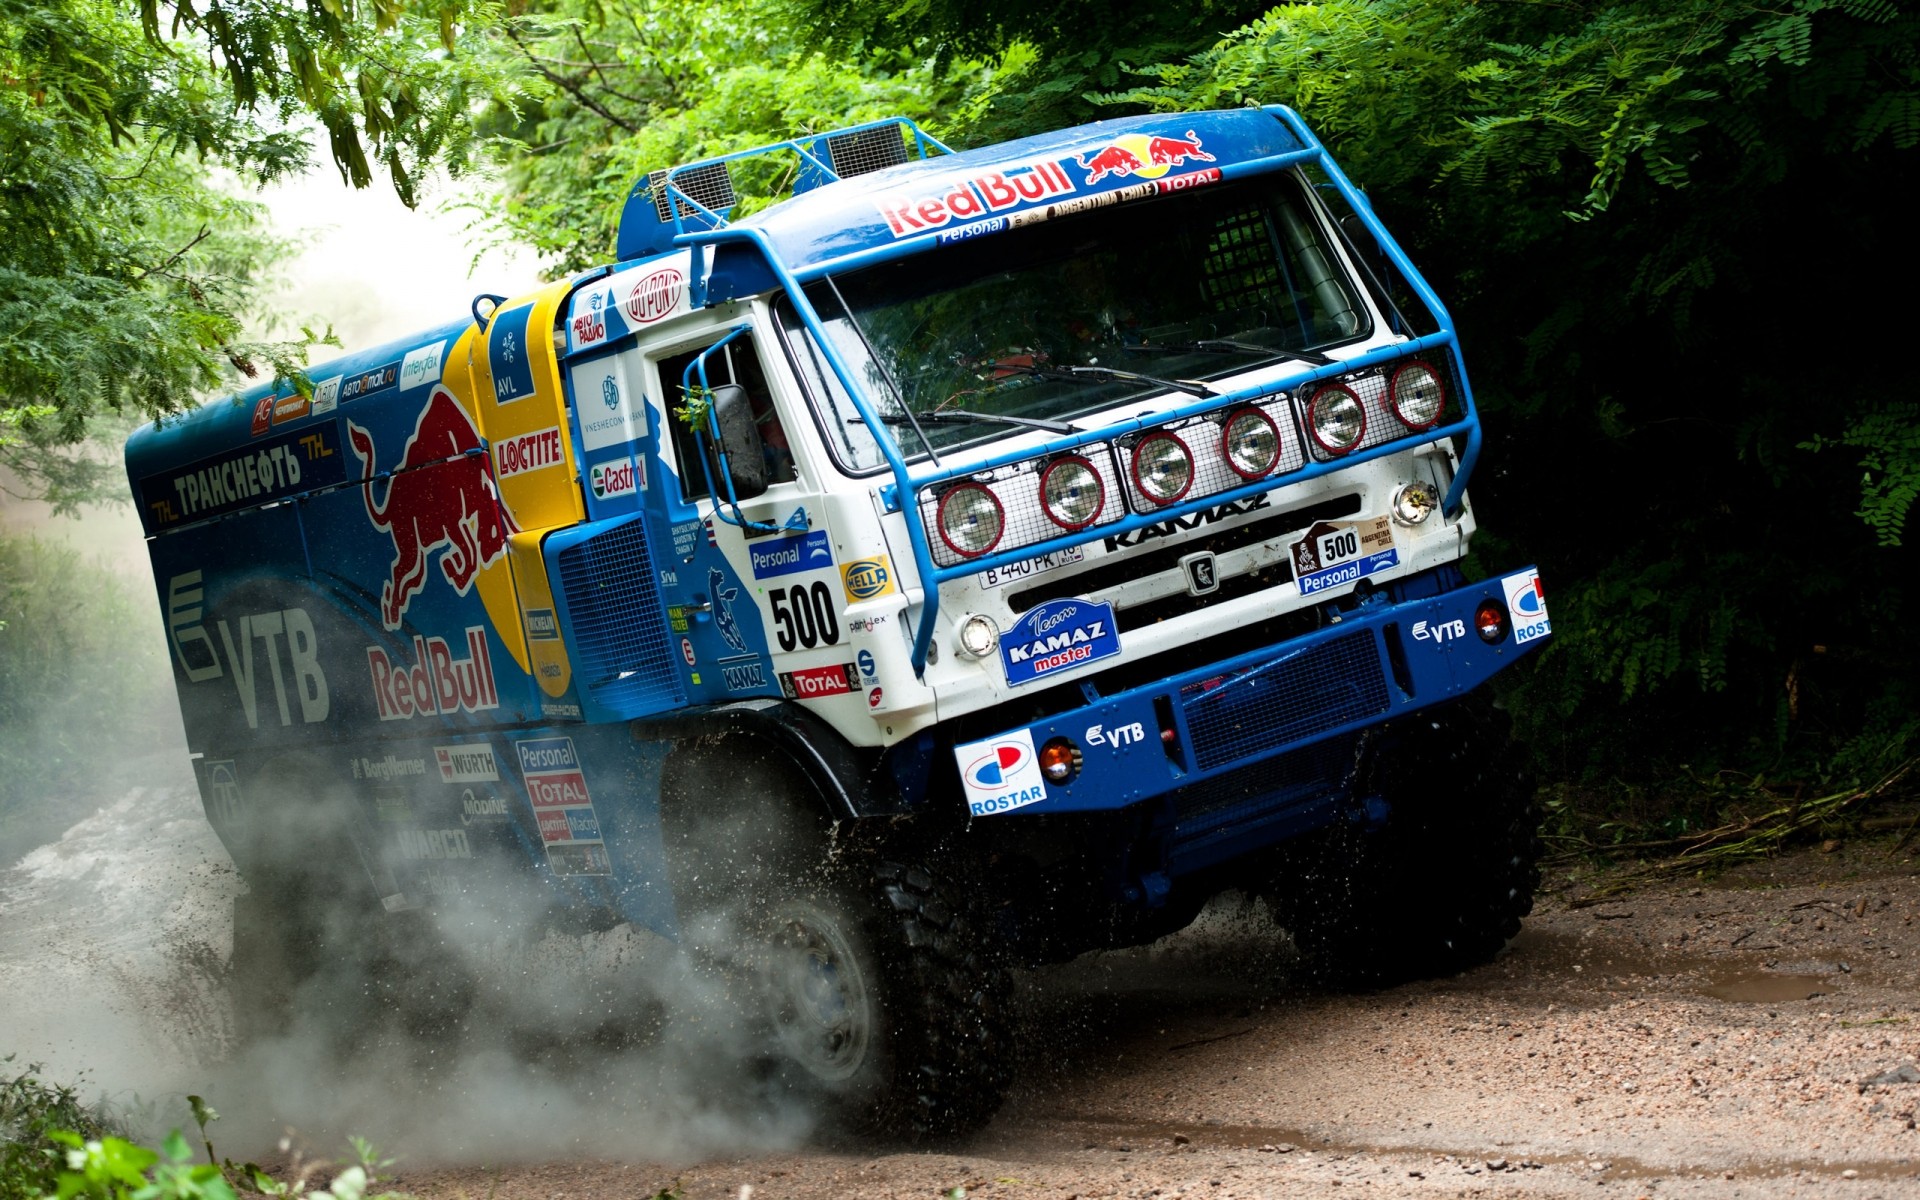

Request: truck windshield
left=777, top=172, right=1369, bottom=472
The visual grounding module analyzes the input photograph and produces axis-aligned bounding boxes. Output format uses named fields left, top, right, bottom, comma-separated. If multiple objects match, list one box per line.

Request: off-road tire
left=1265, top=695, right=1541, bottom=988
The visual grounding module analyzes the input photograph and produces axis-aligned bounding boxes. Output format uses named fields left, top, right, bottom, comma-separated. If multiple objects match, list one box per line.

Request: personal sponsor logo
left=348, top=385, right=517, bottom=629
left=624, top=268, right=685, bottom=325
left=999, top=597, right=1122, bottom=687
left=516, top=737, right=609, bottom=876
left=400, top=340, right=448, bottom=392
left=353, top=754, right=425, bottom=781
left=339, top=361, right=400, bottom=402
left=747, top=528, right=833, bottom=580
left=366, top=627, right=501, bottom=721
left=841, top=557, right=896, bottom=601
left=589, top=457, right=639, bottom=500
left=141, top=424, right=345, bottom=530
left=953, top=729, right=1047, bottom=816
left=1290, top=516, right=1398, bottom=596
left=494, top=426, right=564, bottom=479
left=978, top=546, right=1083, bottom=588
left=1102, top=493, right=1269, bottom=551
left=435, top=744, right=499, bottom=783
left=874, top=158, right=1076, bottom=238
left=525, top=608, right=559, bottom=640
left=163, top=572, right=331, bottom=728
left=1503, top=569, right=1551, bottom=645
left=779, top=662, right=858, bottom=700
left=271, top=392, right=310, bottom=425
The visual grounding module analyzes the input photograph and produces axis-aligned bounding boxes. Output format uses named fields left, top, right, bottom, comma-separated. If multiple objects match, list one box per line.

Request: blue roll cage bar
left=648, top=107, right=1482, bottom=680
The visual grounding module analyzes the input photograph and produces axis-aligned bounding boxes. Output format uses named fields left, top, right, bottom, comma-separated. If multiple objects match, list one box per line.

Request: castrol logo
left=624, top=268, right=684, bottom=325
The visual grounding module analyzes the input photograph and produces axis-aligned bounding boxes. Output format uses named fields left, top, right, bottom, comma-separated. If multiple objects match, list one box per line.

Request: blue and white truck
left=128, top=105, right=1551, bottom=1136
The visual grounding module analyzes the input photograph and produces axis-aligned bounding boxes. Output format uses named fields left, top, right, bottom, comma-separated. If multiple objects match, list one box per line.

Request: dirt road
left=392, top=841, right=1920, bottom=1200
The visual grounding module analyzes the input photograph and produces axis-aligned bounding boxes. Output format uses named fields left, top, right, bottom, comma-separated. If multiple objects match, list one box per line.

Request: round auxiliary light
left=1475, top=599, right=1510, bottom=644
left=1307, top=384, right=1366, bottom=454
left=955, top=613, right=999, bottom=660
left=1388, top=360, right=1446, bottom=429
left=1039, top=737, right=1082, bottom=784
left=1221, top=407, right=1282, bottom=479
left=1131, top=431, right=1194, bottom=504
left=1391, top=480, right=1440, bottom=526
left=1040, top=456, right=1105, bottom=530
left=937, top=483, right=1004, bottom=557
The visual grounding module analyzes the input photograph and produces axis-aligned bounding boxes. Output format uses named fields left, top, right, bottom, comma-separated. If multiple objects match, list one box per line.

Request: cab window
left=656, top=336, right=796, bottom=503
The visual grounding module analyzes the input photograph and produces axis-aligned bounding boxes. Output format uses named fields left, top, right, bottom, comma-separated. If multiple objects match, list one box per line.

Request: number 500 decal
left=769, top=582, right=841, bottom=651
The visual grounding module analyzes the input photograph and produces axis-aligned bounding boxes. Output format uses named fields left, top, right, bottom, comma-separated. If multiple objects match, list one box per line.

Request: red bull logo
left=874, top=158, right=1077, bottom=237
left=348, top=385, right=519, bottom=630
left=1077, top=131, right=1215, bottom=185
left=366, top=626, right=501, bottom=721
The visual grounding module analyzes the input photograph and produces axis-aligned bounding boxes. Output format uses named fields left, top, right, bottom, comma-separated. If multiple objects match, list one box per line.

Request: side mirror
left=708, top=383, right=768, bottom=500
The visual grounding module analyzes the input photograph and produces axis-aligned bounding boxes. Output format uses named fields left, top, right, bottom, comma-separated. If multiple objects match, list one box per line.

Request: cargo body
left=129, top=106, right=1551, bottom=1134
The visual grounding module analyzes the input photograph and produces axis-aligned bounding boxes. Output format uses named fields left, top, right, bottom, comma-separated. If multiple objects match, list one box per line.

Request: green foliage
left=0, top=531, right=172, bottom=864
left=1, top=1061, right=115, bottom=1200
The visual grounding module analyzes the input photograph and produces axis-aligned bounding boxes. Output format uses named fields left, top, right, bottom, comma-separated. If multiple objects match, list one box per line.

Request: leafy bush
left=0, top=1061, right=115, bottom=1200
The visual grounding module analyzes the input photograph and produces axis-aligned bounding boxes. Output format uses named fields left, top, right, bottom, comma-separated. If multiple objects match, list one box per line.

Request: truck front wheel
left=660, top=740, right=1013, bottom=1138
left=1264, top=696, right=1541, bottom=988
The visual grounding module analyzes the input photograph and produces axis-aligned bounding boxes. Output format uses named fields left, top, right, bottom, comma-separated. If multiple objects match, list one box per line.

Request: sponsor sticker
left=571, top=292, right=607, bottom=348
left=494, top=426, right=565, bottom=478
left=271, top=393, right=310, bottom=425
left=624, top=267, right=685, bottom=325
left=841, top=556, right=896, bottom=601
left=589, top=456, right=640, bottom=500
left=487, top=307, right=536, bottom=403
left=680, top=637, right=696, bottom=666
left=249, top=396, right=274, bottom=438
left=856, top=649, right=876, bottom=680
left=140, top=424, right=346, bottom=531
left=999, top=597, right=1121, bottom=687
left=1289, top=517, right=1399, bottom=596
left=953, top=729, right=1048, bottom=816
left=400, top=339, right=448, bottom=393
left=874, top=159, right=1077, bottom=238
left=1410, top=617, right=1468, bottom=647
left=366, top=627, right=500, bottom=721
left=719, top=655, right=768, bottom=693
left=340, top=360, right=400, bottom=402
left=309, top=376, right=341, bottom=416
left=867, top=687, right=883, bottom=709
left=1502, top=568, right=1551, bottom=645
left=978, top=546, right=1084, bottom=588
left=525, top=608, right=559, bottom=640
left=779, top=662, right=858, bottom=700
left=460, top=789, right=509, bottom=823
left=435, top=744, right=499, bottom=783
left=576, top=367, right=646, bottom=452
left=747, top=528, right=834, bottom=580
left=353, top=754, right=426, bottom=781
left=516, top=737, right=609, bottom=875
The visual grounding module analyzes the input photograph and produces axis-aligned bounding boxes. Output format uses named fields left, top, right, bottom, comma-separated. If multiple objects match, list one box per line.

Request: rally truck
left=127, top=105, right=1551, bottom=1136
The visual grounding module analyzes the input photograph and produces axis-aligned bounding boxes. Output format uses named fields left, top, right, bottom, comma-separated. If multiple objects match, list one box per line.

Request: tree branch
left=504, top=23, right=638, bottom=133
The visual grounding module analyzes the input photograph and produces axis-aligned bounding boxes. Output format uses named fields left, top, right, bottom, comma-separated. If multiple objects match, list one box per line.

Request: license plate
left=977, top=546, right=1084, bottom=588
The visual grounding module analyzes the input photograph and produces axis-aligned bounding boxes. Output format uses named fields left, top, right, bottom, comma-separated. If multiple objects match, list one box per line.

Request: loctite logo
left=875, top=159, right=1076, bottom=237
left=495, top=427, right=564, bottom=478
left=624, top=268, right=683, bottom=324
left=366, top=627, right=500, bottom=721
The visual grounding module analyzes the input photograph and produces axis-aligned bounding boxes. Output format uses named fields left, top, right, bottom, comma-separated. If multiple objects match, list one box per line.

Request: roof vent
left=825, top=125, right=909, bottom=179
left=647, top=162, right=736, bottom=223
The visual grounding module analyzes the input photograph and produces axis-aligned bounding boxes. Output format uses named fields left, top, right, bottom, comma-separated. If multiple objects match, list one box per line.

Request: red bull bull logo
left=1077, top=131, right=1215, bottom=185
left=348, top=385, right=520, bottom=630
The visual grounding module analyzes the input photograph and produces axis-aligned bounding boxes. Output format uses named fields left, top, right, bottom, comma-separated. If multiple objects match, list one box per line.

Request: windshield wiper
left=1123, top=339, right=1333, bottom=366
left=989, top=361, right=1218, bottom=399
left=872, top=409, right=1082, bottom=435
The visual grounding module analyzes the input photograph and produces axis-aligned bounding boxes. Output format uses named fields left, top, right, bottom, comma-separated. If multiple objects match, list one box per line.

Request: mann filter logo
left=874, top=158, right=1076, bottom=238
left=163, top=572, right=331, bottom=729
left=953, top=729, right=1047, bottom=816
left=366, top=627, right=500, bottom=721
left=1000, top=597, right=1121, bottom=687
left=624, top=267, right=684, bottom=324
left=435, top=744, right=500, bottom=783
left=349, top=385, right=519, bottom=629
left=494, top=426, right=564, bottom=478
left=516, top=736, right=610, bottom=877
left=590, top=457, right=639, bottom=500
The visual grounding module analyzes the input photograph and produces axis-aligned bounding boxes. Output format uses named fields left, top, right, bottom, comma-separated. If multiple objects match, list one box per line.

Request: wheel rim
left=766, top=903, right=873, bottom=1083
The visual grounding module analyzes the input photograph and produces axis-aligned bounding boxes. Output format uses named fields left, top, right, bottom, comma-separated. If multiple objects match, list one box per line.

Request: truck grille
left=555, top=518, right=686, bottom=717
left=1172, top=733, right=1357, bottom=836
left=1180, top=628, right=1388, bottom=771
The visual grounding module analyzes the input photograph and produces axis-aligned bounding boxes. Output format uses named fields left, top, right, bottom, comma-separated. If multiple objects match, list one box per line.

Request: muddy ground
left=387, top=833, right=1920, bottom=1200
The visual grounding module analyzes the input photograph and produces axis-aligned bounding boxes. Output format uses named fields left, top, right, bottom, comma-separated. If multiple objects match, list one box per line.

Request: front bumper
left=953, top=565, right=1549, bottom=844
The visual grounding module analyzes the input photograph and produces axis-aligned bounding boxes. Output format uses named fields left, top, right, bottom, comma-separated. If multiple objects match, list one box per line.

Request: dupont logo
left=624, top=268, right=684, bottom=324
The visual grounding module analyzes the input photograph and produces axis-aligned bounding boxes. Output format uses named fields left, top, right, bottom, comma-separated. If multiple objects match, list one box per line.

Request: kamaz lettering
left=1006, top=621, right=1108, bottom=664
left=1102, top=492, right=1270, bottom=549
left=366, top=627, right=500, bottom=721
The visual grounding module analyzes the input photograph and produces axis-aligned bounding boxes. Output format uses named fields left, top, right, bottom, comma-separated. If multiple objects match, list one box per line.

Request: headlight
left=1388, top=360, right=1445, bottom=429
left=936, top=483, right=1003, bottom=557
left=1039, top=456, right=1104, bottom=530
left=1307, top=385, right=1366, bottom=454
left=1131, top=432, right=1194, bottom=504
left=1391, top=480, right=1439, bottom=525
left=955, top=613, right=999, bottom=659
left=1221, top=408, right=1281, bottom=479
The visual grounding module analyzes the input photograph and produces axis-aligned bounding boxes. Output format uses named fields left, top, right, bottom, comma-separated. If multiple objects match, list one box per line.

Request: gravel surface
left=382, top=835, right=1920, bottom=1200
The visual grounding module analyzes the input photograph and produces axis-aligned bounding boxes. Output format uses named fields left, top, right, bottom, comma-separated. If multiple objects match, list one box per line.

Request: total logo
left=953, top=729, right=1048, bottom=817
left=1502, top=569, right=1552, bottom=645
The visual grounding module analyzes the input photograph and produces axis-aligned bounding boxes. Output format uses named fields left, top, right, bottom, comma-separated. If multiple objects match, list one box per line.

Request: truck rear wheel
left=1265, top=696, right=1541, bottom=988
left=661, top=741, right=1013, bottom=1138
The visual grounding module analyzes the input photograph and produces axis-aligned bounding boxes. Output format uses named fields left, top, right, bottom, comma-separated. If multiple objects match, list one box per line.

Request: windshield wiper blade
left=877, top=409, right=1081, bottom=435
left=994, top=362, right=1218, bottom=399
left=1123, top=339, right=1333, bottom=366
